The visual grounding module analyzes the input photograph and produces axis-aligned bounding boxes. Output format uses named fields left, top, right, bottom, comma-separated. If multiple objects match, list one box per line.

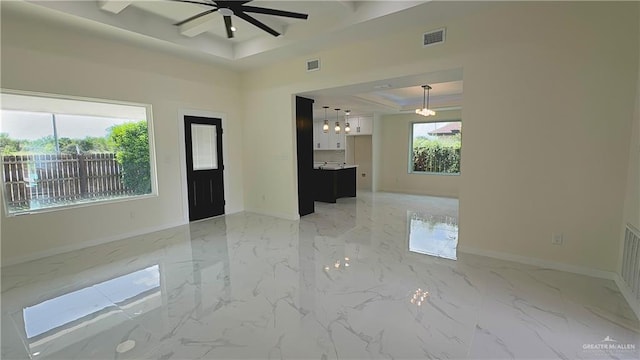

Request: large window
left=1, top=91, right=156, bottom=215
left=410, top=121, right=461, bottom=175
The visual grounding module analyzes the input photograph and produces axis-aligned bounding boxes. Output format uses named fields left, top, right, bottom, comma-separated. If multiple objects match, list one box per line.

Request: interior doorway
left=346, top=135, right=372, bottom=190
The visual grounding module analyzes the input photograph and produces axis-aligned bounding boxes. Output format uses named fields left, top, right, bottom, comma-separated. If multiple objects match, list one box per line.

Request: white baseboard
left=458, top=245, right=640, bottom=320
left=458, top=245, right=617, bottom=280
left=380, top=187, right=458, bottom=199
left=187, top=209, right=244, bottom=223
left=244, top=208, right=300, bottom=221
left=2, top=220, right=187, bottom=268
left=614, top=273, right=640, bottom=322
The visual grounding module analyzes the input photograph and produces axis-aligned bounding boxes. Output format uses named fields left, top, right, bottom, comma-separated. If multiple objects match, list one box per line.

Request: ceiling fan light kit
left=172, top=0, right=309, bottom=39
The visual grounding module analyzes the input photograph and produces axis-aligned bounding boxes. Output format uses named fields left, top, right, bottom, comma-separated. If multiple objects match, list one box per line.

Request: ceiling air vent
left=423, top=28, right=445, bottom=47
left=306, top=58, right=320, bottom=72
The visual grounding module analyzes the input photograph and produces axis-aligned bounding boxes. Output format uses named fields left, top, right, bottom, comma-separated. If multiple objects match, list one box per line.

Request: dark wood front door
left=184, top=116, right=225, bottom=221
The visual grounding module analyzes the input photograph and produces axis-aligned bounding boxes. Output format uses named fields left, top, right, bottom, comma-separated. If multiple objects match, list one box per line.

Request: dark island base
left=313, top=167, right=357, bottom=203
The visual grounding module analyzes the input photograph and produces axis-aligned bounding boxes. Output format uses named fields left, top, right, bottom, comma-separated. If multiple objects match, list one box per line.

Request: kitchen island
left=313, top=165, right=357, bottom=203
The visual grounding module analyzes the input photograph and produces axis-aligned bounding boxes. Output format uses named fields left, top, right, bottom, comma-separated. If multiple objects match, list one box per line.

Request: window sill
left=5, top=193, right=158, bottom=217
left=409, top=171, right=460, bottom=176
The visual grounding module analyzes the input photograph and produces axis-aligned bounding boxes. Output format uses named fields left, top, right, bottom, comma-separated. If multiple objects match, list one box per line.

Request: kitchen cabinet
left=313, top=166, right=357, bottom=203
left=314, top=120, right=346, bottom=150
left=348, top=116, right=373, bottom=136
left=296, top=96, right=315, bottom=216
left=331, top=126, right=345, bottom=149
left=313, top=121, right=326, bottom=149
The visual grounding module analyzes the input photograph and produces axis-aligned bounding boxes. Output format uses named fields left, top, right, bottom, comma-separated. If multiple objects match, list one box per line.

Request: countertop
left=313, top=164, right=358, bottom=170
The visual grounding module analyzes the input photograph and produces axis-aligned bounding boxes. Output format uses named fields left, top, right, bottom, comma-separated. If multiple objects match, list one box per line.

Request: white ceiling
left=17, top=0, right=430, bottom=67
left=6, top=0, right=482, bottom=118
left=299, top=69, right=464, bottom=119
left=303, top=81, right=463, bottom=120
left=131, top=1, right=338, bottom=43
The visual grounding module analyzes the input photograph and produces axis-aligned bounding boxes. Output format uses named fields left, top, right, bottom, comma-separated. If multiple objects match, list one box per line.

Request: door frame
left=178, top=108, right=229, bottom=223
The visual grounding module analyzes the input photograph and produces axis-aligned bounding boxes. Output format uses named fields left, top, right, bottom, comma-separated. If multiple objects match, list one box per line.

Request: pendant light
left=322, top=106, right=329, bottom=133
left=416, top=84, right=436, bottom=117
left=334, top=108, right=341, bottom=133
left=344, top=110, right=351, bottom=133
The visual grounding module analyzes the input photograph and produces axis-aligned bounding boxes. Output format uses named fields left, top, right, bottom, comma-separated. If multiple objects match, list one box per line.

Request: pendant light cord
left=426, top=86, right=430, bottom=110
left=423, top=86, right=426, bottom=110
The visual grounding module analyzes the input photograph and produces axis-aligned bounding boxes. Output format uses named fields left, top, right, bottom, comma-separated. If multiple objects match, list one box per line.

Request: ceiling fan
left=171, top=0, right=309, bottom=39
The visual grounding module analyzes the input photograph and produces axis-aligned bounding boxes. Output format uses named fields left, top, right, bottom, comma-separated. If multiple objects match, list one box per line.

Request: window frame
left=1, top=89, right=158, bottom=217
left=408, top=119, right=462, bottom=176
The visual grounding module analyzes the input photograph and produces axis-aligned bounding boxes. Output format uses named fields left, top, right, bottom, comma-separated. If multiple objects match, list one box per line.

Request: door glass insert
left=191, top=124, right=218, bottom=170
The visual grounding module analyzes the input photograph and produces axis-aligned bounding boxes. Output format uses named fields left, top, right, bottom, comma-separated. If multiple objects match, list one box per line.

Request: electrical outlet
left=551, top=233, right=563, bottom=245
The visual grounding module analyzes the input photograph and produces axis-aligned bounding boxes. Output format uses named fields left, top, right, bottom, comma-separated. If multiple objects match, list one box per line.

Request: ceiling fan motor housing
left=173, top=0, right=309, bottom=39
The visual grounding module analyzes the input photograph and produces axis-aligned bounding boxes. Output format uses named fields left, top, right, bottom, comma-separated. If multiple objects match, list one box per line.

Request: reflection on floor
left=408, top=212, right=458, bottom=260
left=17, top=264, right=161, bottom=358
left=2, top=192, right=638, bottom=359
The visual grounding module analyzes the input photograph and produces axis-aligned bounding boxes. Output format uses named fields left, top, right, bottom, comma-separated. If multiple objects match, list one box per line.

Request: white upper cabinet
left=332, top=123, right=345, bottom=149
left=314, top=120, right=346, bottom=150
left=313, top=115, right=373, bottom=149
left=313, top=121, right=326, bottom=149
left=348, top=116, right=373, bottom=136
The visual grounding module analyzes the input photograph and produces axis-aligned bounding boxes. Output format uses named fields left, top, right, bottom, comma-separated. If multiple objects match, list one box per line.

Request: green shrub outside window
left=411, top=121, right=461, bottom=174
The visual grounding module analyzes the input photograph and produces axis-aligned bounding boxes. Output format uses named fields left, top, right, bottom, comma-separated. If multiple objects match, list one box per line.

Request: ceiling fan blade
left=224, top=15, right=234, bottom=38
left=215, top=0, right=253, bottom=7
left=240, top=5, right=308, bottom=19
left=170, top=0, right=217, bottom=7
left=174, top=9, right=218, bottom=26
left=235, top=12, right=280, bottom=37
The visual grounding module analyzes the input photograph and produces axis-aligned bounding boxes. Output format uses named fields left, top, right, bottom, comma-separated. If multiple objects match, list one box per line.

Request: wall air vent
left=306, top=58, right=320, bottom=72
left=423, top=28, right=445, bottom=47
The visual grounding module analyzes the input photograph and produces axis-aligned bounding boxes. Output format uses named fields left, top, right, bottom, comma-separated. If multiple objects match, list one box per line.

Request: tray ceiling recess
left=12, top=1, right=490, bottom=67
left=171, top=0, right=308, bottom=39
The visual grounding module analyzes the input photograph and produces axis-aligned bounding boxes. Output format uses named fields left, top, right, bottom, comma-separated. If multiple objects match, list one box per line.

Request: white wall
left=314, top=150, right=345, bottom=164
left=618, top=62, right=640, bottom=318
left=622, top=7, right=640, bottom=238
left=346, top=135, right=373, bottom=191
left=615, top=5, right=640, bottom=320
left=616, top=4, right=640, bottom=317
left=241, top=89, right=299, bottom=219
left=378, top=111, right=461, bottom=198
left=241, top=2, right=639, bottom=272
left=2, top=2, right=638, bottom=275
left=1, top=7, right=244, bottom=264
left=372, top=113, right=383, bottom=192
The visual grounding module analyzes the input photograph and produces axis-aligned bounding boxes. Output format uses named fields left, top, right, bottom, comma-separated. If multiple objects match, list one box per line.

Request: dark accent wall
left=296, top=96, right=315, bottom=216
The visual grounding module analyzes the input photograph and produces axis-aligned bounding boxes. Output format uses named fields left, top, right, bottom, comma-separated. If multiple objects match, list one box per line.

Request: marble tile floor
left=1, top=192, right=638, bottom=359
